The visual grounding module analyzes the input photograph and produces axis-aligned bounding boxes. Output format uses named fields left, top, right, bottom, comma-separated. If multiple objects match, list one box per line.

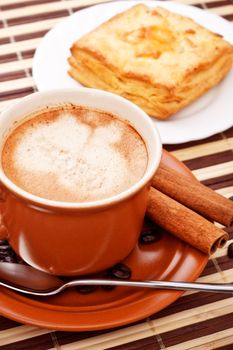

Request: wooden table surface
left=0, top=0, right=233, bottom=349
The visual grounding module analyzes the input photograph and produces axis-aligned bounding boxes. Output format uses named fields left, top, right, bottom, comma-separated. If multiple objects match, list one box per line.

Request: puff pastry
left=68, top=4, right=233, bottom=119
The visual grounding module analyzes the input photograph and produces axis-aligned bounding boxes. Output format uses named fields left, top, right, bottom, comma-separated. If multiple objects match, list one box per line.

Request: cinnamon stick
left=152, top=163, right=233, bottom=227
left=147, top=188, right=228, bottom=255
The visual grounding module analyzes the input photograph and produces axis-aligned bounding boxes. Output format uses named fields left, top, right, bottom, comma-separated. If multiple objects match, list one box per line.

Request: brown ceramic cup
left=0, top=88, right=162, bottom=276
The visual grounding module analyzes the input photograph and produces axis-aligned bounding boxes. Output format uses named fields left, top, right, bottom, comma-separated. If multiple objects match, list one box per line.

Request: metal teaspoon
left=0, top=262, right=232, bottom=296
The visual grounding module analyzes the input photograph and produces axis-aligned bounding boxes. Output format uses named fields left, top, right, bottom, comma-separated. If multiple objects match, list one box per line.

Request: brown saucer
left=0, top=150, right=208, bottom=331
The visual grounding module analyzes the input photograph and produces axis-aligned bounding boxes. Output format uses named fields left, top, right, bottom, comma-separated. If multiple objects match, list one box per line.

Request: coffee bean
left=139, top=228, right=162, bottom=245
left=109, top=263, right=132, bottom=279
left=0, top=241, right=18, bottom=263
left=227, top=243, right=233, bottom=259
left=76, top=285, right=99, bottom=294
left=1, top=255, right=16, bottom=263
left=229, top=196, right=233, bottom=201
left=0, top=253, right=17, bottom=263
left=0, top=250, right=10, bottom=257
left=76, top=263, right=132, bottom=294
left=0, top=240, right=9, bottom=246
left=99, top=272, right=114, bottom=291
left=0, top=245, right=11, bottom=250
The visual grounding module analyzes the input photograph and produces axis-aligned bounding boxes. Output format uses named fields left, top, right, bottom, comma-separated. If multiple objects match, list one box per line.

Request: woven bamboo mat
left=0, top=0, right=233, bottom=349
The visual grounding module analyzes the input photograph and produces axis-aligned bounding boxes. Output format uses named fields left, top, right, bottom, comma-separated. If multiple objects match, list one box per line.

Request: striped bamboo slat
left=0, top=326, right=51, bottom=347
left=193, top=161, right=233, bottom=181
left=0, top=58, right=33, bottom=74
left=0, top=0, right=233, bottom=349
left=0, top=0, right=113, bottom=20
left=172, top=138, right=233, bottom=161
left=208, top=5, right=233, bottom=16
left=0, top=18, right=61, bottom=39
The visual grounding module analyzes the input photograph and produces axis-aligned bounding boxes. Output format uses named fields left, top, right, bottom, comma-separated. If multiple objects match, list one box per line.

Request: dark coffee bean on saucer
left=0, top=249, right=16, bottom=259
left=1, top=255, right=16, bottom=263
left=0, top=245, right=11, bottom=250
left=139, top=228, right=162, bottom=245
left=0, top=240, right=9, bottom=246
left=0, top=243, right=18, bottom=263
left=100, top=272, right=115, bottom=291
left=76, top=285, right=99, bottom=294
left=227, top=243, right=233, bottom=259
left=0, top=249, right=10, bottom=257
left=0, top=253, right=17, bottom=263
left=109, top=263, right=132, bottom=279
left=229, top=196, right=233, bottom=201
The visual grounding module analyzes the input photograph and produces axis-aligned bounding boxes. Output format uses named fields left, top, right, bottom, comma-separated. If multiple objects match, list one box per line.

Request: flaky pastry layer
left=68, top=4, right=233, bottom=119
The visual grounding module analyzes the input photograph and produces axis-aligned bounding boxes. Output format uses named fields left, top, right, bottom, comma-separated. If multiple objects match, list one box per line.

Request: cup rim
left=0, top=88, right=162, bottom=209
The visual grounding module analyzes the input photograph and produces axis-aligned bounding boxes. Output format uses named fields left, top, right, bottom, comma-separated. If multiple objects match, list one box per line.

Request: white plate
left=33, top=0, right=233, bottom=144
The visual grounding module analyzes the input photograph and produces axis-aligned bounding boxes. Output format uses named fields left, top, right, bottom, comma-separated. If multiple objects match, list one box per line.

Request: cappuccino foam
left=2, top=105, right=148, bottom=202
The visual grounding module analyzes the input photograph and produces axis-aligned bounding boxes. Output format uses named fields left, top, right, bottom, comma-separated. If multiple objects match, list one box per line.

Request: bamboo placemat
left=0, top=0, right=233, bottom=349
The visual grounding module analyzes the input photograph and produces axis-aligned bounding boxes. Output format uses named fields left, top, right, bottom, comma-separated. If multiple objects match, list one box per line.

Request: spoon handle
left=1, top=278, right=233, bottom=297
left=64, top=279, right=233, bottom=294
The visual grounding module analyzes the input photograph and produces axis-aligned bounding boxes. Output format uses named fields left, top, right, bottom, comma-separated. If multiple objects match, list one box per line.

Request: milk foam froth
left=2, top=106, right=148, bottom=202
